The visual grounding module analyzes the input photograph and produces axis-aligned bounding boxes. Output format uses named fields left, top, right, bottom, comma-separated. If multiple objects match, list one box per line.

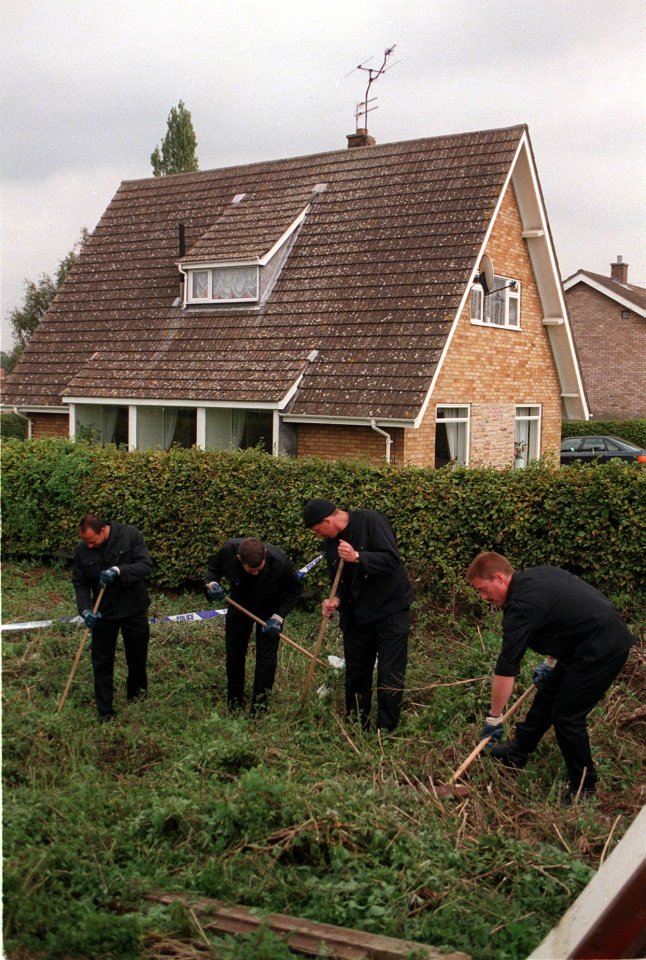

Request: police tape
left=1, top=554, right=324, bottom=633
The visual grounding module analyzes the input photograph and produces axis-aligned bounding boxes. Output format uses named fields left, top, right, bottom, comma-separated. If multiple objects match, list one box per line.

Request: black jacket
left=321, top=509, right=415, bottom=627
left=204, top=539, right=302, bottom=619
left=496, top=565, right=634, bottom=676
left=72, top=522, right=152, bottom=619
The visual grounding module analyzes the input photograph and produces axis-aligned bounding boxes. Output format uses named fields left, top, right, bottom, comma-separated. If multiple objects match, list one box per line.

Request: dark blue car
left=560, top=435, right=646, bottom=465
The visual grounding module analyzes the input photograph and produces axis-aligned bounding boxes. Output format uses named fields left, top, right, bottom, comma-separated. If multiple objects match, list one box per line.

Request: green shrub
left=0, top=412, right=27, bottom=440
left=562, top=419, right=646, bottom=448
left=1, top=439, right=644, bottom=608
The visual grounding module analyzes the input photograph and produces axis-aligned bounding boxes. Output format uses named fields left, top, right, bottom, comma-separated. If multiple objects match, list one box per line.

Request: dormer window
left=471, top=275, right=521, bottom=328
left=188, top=264, right=259, bottom=304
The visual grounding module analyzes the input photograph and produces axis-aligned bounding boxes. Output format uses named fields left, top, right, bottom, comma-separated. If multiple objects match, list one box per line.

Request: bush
left=562, top=419, right=646, bottom=448
left=0, top=412, right=27, bottom=440
left=1, top=439, right=644, bottom=608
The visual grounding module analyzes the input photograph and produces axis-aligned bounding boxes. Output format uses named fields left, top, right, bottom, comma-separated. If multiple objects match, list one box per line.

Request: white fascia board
left=563, top=273, right=646, bottom=317
left=259, top=205, right=310, bottom=265
left=282, top=413, right=414, bottom=428
left=64, top=396, right=282, bottom=410
left=510, top=133, right=589, bottom=420
left=412, top=137, right=524, bottom=429
left=1, top=404, right=68, bottom=414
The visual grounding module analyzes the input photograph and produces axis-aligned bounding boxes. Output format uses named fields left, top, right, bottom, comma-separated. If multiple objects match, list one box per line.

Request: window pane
left=192, top=271, right=209, bottom=298
left=471, top=286, right=483, bottom=321
left=436, top=406, right=468, bottom=420
left=508, top=294, right=519, bottom=326
left=212, top=266, right=258, bottom=300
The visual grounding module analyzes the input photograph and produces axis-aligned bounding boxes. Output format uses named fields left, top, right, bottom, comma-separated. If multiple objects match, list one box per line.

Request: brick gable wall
left=565, top=284, right=645, bottom=419
left=402, top=184, right=562, bottom=467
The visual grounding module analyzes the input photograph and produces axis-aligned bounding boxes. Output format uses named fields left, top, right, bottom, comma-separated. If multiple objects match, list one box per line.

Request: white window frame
left=186, top=263, right=260, bottom=304
left=435, top=404, right=470, bottom=467
left=471, top=275, right=521, bottom=329
left=514, top=405, right=541, bottom=467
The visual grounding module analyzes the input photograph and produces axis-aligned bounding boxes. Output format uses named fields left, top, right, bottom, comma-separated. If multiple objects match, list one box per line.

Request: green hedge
left=1, top=439, right=644, bottom=609
left=0, top=413, right=28, bottom=440
left=562, top=419, right=646, bottom=448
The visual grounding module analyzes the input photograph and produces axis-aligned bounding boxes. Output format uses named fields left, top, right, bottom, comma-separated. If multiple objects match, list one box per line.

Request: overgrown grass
left=2, top=562, right=644, bottom=959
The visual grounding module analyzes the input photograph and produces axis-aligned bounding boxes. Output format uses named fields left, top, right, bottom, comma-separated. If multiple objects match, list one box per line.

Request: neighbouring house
left=1, top=124, right=587, bottom=467
left=563, top=257, right=646, bottom=420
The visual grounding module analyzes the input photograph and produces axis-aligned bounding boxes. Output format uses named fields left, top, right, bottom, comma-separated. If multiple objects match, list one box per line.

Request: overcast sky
left=1, top=0, right=644, bottom=349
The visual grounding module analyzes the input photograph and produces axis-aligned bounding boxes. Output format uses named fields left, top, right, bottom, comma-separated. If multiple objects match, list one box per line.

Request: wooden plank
left=147, top=892, right=471, bottom=959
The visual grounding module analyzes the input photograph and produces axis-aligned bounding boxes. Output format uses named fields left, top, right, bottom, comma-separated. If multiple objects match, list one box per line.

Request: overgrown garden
left=2, top=440, right=644, bottom=958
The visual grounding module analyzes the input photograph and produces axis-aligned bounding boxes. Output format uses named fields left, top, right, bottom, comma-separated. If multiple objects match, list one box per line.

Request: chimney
left=347, top=128, right=376, bottom=149
left=610, top=255, right=628, bottom=284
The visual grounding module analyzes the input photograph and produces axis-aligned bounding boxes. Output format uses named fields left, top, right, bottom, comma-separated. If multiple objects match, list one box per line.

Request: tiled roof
left=3, top=125, right=526, bottom=419
left=568, top=270, right=646, bottom=313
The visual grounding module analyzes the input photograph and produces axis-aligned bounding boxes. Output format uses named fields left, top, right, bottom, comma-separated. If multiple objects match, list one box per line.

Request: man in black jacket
left=72, top=514, right=153, bottom=721
left=467, top=551, right=634, bottom=801
left=303, top=499, right=414, bottom=731
left=204, top=537, right=302, bottom=713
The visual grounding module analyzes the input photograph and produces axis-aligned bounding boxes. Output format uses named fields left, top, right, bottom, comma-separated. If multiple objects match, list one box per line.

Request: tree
left=5, top=229, right=88, bottom=371
left=150, top=100, right=199, bottom=177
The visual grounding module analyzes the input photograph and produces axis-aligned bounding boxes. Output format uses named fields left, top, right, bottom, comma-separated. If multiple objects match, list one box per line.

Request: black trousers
left=513, top=650, right=630, bottom=789
left=91, top=611, right=149, bottom=716
left=342, top=610, right=409, bottom=731
left=225, top=609, right=280, bottom=712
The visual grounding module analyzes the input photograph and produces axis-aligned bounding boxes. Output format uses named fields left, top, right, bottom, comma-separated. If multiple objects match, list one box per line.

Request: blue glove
left=206, top=581, right=226, bottom=602
left=99, top=566, right=119, bottom=586
left=480, top=715, right=504, bottom=743
left=532, top=660, right=554, bottom=687
left=262, top=615, right=283, bottom=638
left=82, top=609, right=103, bottom=628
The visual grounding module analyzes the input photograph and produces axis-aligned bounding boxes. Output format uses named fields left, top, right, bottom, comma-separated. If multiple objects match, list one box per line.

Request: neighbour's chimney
left=347, top=128, right=376, bottom=149
left=610, top=255, right=628, bottom=284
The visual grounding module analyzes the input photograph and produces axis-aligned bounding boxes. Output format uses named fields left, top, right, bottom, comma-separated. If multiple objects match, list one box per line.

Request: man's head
left=79, top=514, right=110, bottom=549
left=466, top=551, right=515, bottom=607
left=237, top=537, right=266, bottom=575
left=302, top=499, right=346, bottom=538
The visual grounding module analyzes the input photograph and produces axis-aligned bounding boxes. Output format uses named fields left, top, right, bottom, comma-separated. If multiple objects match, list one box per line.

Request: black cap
left=303, top=498, right=337, bottom=527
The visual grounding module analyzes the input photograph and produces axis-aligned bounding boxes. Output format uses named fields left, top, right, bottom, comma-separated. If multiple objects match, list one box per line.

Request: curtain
left=101, top=406, right=118, bottom=445
left=212, top=266, right=257, bottom=300
left=231, top=410, right=246, bottom=448
left=163, top=408, right=178, bottom=449
left=446, top=421, right=459, bottom=461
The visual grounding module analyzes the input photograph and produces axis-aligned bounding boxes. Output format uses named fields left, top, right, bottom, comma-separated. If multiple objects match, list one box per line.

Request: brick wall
left=297, top=423, right=405, bottom=464
left=403, top=184, right=562, bottom=467
left=565, top=284, right=645, bottom=419
left=29, top=412, right=69, bottom=438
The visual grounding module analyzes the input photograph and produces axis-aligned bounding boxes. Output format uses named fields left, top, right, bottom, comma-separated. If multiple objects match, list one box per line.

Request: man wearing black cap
left=303, top=499, right=414, bottom=731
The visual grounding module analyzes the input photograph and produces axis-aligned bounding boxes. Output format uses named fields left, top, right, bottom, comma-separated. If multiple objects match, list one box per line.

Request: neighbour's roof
left=3, top=125, right=527, bottom=419
left=563, top=270, right=646, bottom=316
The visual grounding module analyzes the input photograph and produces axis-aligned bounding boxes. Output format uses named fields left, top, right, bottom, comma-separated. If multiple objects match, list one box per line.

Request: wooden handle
left=300, top=559, right=345, bottom=706
left=225, top=597, right=326, bottom=667
left=447, top=682, right=537, bottom=784
left=57, top=585, right=107, bottom=713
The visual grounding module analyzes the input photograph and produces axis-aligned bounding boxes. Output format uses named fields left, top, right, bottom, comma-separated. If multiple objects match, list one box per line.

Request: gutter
left=370, top=419, right=392, bottom=463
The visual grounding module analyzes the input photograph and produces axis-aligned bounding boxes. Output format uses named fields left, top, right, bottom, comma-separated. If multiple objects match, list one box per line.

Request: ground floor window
left=171, top=409, right=197, bottom=448
left=435, top=405, right=469, bottom=467
left=514, top=405, right=541, bottom=467
left=240, top=410, right=272, bottom=452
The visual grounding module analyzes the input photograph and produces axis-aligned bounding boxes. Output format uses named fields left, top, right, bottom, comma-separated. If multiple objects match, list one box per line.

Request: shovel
left=225, top=597, right=326, bottom=668
left=435, top=682, right=536, bottom=798
left=57, top=585, right=106, bottom=713
left=300, top=558, right=345, bottom=707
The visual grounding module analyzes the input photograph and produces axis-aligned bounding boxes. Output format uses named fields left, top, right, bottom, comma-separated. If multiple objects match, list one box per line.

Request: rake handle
left=300, top=559, right=345, bottom=706
left=447, top=682, right=537, bottom=785
left=57, top=585, right=107, bottom=713
left=225, top=597, right=326, bottom=668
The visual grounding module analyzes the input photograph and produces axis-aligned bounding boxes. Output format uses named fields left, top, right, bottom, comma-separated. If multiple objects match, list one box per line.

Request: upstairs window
left=471, top=275, right=521, bottom=328
left=188, top=264, right=259, bottom=304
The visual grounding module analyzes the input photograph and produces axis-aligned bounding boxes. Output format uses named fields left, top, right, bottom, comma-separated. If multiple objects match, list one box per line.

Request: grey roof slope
left=3, top=125, right=526, bottom=420
left=564, top=270, right=646, bottom=313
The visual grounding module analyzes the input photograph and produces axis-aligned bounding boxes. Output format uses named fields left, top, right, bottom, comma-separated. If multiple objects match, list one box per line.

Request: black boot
left=489, top=739, right=529, bottom=768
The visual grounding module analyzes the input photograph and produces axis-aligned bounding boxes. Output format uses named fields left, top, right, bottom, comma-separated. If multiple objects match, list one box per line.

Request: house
left=563, top=257, right=646, bottom=420
left=2, top=124, right=587, bottom=467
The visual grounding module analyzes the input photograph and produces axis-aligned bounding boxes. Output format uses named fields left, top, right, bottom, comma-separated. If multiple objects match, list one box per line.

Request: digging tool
left=435, top=682, right=537, bottom=798
left=300, top=558, right=345, bottom=707
left=225, top=597, right=326, bottom=668
left=57, top=586, right=106, bottom=713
